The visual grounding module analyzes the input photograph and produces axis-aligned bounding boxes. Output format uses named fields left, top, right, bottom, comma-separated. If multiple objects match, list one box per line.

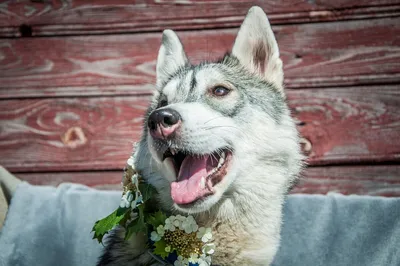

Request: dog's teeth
left=218, top=155, right=225, bottom=168
left=170, top=148, right=176, bottom=155
left=200, top=176, right=206, bottom=189
left=221, top=152, right=226, bottom=159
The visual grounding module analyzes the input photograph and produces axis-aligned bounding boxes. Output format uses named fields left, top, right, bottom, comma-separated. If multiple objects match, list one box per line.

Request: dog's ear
left=232, top=6, right=284, bottom=90
left=156, top=30, right=188, bottom=88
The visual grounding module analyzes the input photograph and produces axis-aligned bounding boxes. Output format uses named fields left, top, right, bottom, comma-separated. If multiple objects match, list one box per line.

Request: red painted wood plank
left=15, top=165, right=400, bottom=196
left=288, top=85, right=400, bottom=165
left=0, top=1, right=399, bottom=37
left=0, top=85, right=155, bottom=99
left=0, top=96, right=150, bottom=172
left=292, top=165, right=400, bottom=197
left=1, top=17, right=399, bottom=99
left=0, top=85, right=399, bottom=172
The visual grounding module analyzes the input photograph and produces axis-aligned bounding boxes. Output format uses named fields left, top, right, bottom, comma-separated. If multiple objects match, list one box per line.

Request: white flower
left=164, top=217, right=176, bottom=232
left=197, top=227, right=213, bottom=243
left=127, top=157, right=134, bottom=166
left=126, top=191, right=133, bottom=202
left=181, top=216, right=199, bottom=234
left=173, top=219, right=181, bottom=227
left=188, top=253, right=199, bottom=264
left=175, top=214, right=186, bottom=221
left=164, top=223, right=175, bottom=232
left=129, top=191, right=142, bottom=209
left=165, top=216, right=173, bottom=227
left=119, top=196, right=130, bottom=208
left=168, top=225, right=176, bottom=232
left=198, top=261, right=209, bottom=266
left=186, top=215, right=196, bottom=223
left=173, top=260, right=182, bottom=266
left=131, top=174, right=139, bottom=187
left=156, top=225, right=165, bottom=236
left=174, top=255, right=189, bottom=266
left=198, top=254, right=212, bottom=266
left=202, top=243, right=215, bottom=255
left=150, top=231, right=161, bottom=242
left=165, top=245, right=171, bottom=252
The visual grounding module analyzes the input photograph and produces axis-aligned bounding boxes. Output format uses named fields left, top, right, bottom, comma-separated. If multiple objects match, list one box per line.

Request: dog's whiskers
left=203, top=116, right=226, bottom=125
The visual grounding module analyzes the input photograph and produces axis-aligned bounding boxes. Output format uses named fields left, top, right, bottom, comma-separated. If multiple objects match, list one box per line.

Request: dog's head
left=134, top=7, right=302, bottom=215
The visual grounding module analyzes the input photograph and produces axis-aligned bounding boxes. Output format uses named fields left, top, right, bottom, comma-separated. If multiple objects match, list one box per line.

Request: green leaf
left=153, top=238, right=169, bottom=259
left=146, top=211, right=167, bottom=230
left=139, top=183, right=157, bottom=202
left=124, top=205, right=147, bottom=240
left=92, top=207, right=130, bottom=243
left=92, top=182, right=158, bottom=244
left=124, top=218, right=147, bottom=241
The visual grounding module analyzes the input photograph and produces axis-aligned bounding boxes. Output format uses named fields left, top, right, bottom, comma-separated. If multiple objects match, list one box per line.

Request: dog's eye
left=212, top=86, right=231, bottom=97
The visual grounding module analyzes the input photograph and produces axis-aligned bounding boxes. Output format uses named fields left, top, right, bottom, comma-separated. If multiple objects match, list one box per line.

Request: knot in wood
left=62, top=126, right=87, bottom=148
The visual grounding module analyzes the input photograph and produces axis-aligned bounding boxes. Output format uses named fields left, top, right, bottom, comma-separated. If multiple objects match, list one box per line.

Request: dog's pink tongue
left=171, top=155, right=211, bottom=204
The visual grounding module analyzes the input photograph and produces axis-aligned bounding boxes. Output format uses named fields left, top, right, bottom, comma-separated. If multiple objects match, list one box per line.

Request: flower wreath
left=92, top=154, right=215, bottom=266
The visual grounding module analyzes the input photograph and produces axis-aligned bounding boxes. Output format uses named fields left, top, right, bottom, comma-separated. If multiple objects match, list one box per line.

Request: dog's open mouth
left=162, top=148, right=232, bottom=205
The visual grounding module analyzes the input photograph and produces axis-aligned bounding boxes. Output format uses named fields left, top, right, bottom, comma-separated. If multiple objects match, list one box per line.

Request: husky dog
left=98, top=6, right=303, bottom=266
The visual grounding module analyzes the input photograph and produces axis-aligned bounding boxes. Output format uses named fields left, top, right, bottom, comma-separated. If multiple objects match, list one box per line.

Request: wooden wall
left=0, top=1, right=399, bottom=195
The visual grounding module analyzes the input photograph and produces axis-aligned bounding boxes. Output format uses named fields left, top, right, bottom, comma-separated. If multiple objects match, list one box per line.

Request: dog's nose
left=147, top=108, right=181, bottom=139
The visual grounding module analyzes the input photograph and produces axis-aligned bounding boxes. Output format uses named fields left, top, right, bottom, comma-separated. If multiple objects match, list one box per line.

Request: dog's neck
left=196, top=168, right=287, bottom=236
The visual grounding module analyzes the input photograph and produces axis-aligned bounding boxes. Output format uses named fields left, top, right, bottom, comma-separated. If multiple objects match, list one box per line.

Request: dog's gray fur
left=98, top=6, right=303, bottom=266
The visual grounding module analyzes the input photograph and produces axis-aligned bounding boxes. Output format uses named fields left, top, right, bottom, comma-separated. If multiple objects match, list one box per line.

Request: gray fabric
left=273, top=194, right=400, bottom=266
left=0, top=183, right=120, bottom=266
left=0, top=183, right=399, bottom=266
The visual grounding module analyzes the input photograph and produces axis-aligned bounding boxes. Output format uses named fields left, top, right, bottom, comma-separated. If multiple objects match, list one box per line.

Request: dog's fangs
left=97, top=6, right=304, bottom=266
